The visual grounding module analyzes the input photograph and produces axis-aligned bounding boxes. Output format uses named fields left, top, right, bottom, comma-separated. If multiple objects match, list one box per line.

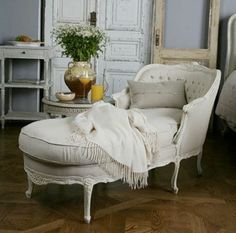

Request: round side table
left=42, top=96, right=114, bottom=118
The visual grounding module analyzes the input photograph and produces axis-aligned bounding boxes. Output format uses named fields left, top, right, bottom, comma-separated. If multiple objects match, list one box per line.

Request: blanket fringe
left=70, top=134, right=148, bottom=189
left=85, top=141, right=148, bottom=189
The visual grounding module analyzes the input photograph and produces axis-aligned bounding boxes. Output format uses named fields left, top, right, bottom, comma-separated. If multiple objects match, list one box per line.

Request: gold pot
left=64, top=61, right=95, bottom=98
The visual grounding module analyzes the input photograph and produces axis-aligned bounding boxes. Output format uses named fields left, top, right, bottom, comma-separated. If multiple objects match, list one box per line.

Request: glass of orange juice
left=91, top=84, right=104, bottom=102
left=91, top=76, right=108, bottom=102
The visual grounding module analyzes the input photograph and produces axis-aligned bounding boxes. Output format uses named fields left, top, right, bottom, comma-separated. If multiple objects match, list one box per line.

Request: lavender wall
left=0, top=0, right=41, bottom=43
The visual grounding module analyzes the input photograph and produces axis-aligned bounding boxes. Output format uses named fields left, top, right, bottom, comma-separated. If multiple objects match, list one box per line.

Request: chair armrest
left=173, top=75, right=220, bottom=157
left=182, top=97, right=205, bottom=113
left=173, top=97, right=212, bottom=157
left=112, top=88, right=130, bottom=109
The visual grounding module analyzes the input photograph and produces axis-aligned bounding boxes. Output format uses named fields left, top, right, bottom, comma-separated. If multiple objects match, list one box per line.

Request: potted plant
left=53, top=24, right=106, bottom=99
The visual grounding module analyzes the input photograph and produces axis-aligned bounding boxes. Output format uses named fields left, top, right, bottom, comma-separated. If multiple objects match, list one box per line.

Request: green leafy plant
left=53, top=24, right=106, bottom=62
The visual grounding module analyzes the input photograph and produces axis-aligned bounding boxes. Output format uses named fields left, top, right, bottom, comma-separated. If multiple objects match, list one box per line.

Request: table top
left=42, top=96, right=115, bottom=108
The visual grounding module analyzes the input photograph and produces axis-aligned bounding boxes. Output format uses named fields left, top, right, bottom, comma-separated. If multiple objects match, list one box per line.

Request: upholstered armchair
left=19, top=63, right=221, bottom=223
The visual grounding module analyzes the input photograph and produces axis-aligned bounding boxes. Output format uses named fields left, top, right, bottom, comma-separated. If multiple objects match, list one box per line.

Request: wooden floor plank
left=0, top=123, right=236, bottom=232
left=0, top=230, right=20, bottom=233
left=22, top=219, right=65, bottom=233
left=94, top=198, right=154, bottom=219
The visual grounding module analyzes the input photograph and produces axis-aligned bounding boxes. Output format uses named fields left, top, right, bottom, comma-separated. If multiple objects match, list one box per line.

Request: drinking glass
left=91, top=75, right=109, bottom=102
left=79, top=70, right=92, bottom=102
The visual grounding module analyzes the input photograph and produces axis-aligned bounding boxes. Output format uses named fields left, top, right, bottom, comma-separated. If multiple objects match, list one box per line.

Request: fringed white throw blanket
left=71, top=101, right=158, bottom=188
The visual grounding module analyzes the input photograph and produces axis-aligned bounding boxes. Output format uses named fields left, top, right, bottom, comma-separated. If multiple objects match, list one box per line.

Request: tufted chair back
left=113, top=63, right=220, bottom=111
left=134, top=63, right=216, bottom=104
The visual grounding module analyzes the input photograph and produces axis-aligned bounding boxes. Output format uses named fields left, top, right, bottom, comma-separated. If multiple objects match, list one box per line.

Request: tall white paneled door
left=44, top=0, right=153, bottom=95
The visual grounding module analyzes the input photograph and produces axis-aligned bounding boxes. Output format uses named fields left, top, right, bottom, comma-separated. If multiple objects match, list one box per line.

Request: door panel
left=106, top=37, right=142, bottom=62
left=105, top=71, right=136, bottom=96
left=52, top=67, right=68, bottom=93
left=97, top=0, right=152, bottom=94
left=56, top=0, right=88, bottom=23
left=105, top=0, right=143, bottom=31
left=152, top=0, right=220, bottom=68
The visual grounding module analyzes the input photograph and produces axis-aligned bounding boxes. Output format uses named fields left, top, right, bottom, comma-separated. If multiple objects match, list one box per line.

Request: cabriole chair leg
left=25, top=175, right=33, bottom=198
left=171, top=161, right=180, bottom=194
left=83, top=179, right=94, bottom=224
left=197, top=151, right=203, bottom=176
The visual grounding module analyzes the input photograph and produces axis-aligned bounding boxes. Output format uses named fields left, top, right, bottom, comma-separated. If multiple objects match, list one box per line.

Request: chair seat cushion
left=19, top=108, right=182, bottom=165
left=140, top=108, right=182, bottom=147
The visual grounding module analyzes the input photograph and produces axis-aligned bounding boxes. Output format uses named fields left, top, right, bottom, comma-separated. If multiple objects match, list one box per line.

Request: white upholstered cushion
left=140, top=108, right=182, bottom=148
left=128, top=80, right=186, bottom=109
left=24, top=155, right=109, bottom=177
left=114, top=64, right=217, bottom=109
left=19, top=117, right=96, bottom=165
left=19, top=108, right=182, bottom=165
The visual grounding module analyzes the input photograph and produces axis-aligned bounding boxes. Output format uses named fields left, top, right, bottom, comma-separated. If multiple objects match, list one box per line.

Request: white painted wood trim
left=208, top=0, right=220, bottom=68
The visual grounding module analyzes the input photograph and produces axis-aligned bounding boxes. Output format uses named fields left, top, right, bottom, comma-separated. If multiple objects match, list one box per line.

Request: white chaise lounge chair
left=19, top=63, right=221, bottom=223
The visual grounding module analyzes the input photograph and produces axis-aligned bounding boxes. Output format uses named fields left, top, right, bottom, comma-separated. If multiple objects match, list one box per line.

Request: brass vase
left=64, top=61, right=96, bottom=98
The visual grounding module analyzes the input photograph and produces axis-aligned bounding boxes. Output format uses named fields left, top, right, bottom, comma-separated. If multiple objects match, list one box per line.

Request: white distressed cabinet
left=0, top=46, right=53, bottom=129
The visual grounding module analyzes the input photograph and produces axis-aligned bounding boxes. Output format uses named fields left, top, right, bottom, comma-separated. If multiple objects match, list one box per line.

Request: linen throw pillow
left=128, top=80, right=186, bottom=109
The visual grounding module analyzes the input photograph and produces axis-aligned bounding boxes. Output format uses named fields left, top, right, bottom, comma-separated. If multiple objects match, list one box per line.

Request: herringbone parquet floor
left=0, top=122, right=236, bottom=233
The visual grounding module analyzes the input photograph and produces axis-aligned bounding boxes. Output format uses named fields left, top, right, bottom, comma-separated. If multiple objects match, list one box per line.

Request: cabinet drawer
left=3, top=48, right=46, bottom=59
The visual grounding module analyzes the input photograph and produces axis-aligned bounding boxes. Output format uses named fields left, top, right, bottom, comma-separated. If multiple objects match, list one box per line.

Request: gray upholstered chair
left=216, top=14, right=236, bottom=132
left=19, top=63, right=221, bottom=223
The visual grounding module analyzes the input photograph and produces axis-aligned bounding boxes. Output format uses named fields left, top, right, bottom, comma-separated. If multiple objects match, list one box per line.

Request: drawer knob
left=21, top=51, right=26, bottom=54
